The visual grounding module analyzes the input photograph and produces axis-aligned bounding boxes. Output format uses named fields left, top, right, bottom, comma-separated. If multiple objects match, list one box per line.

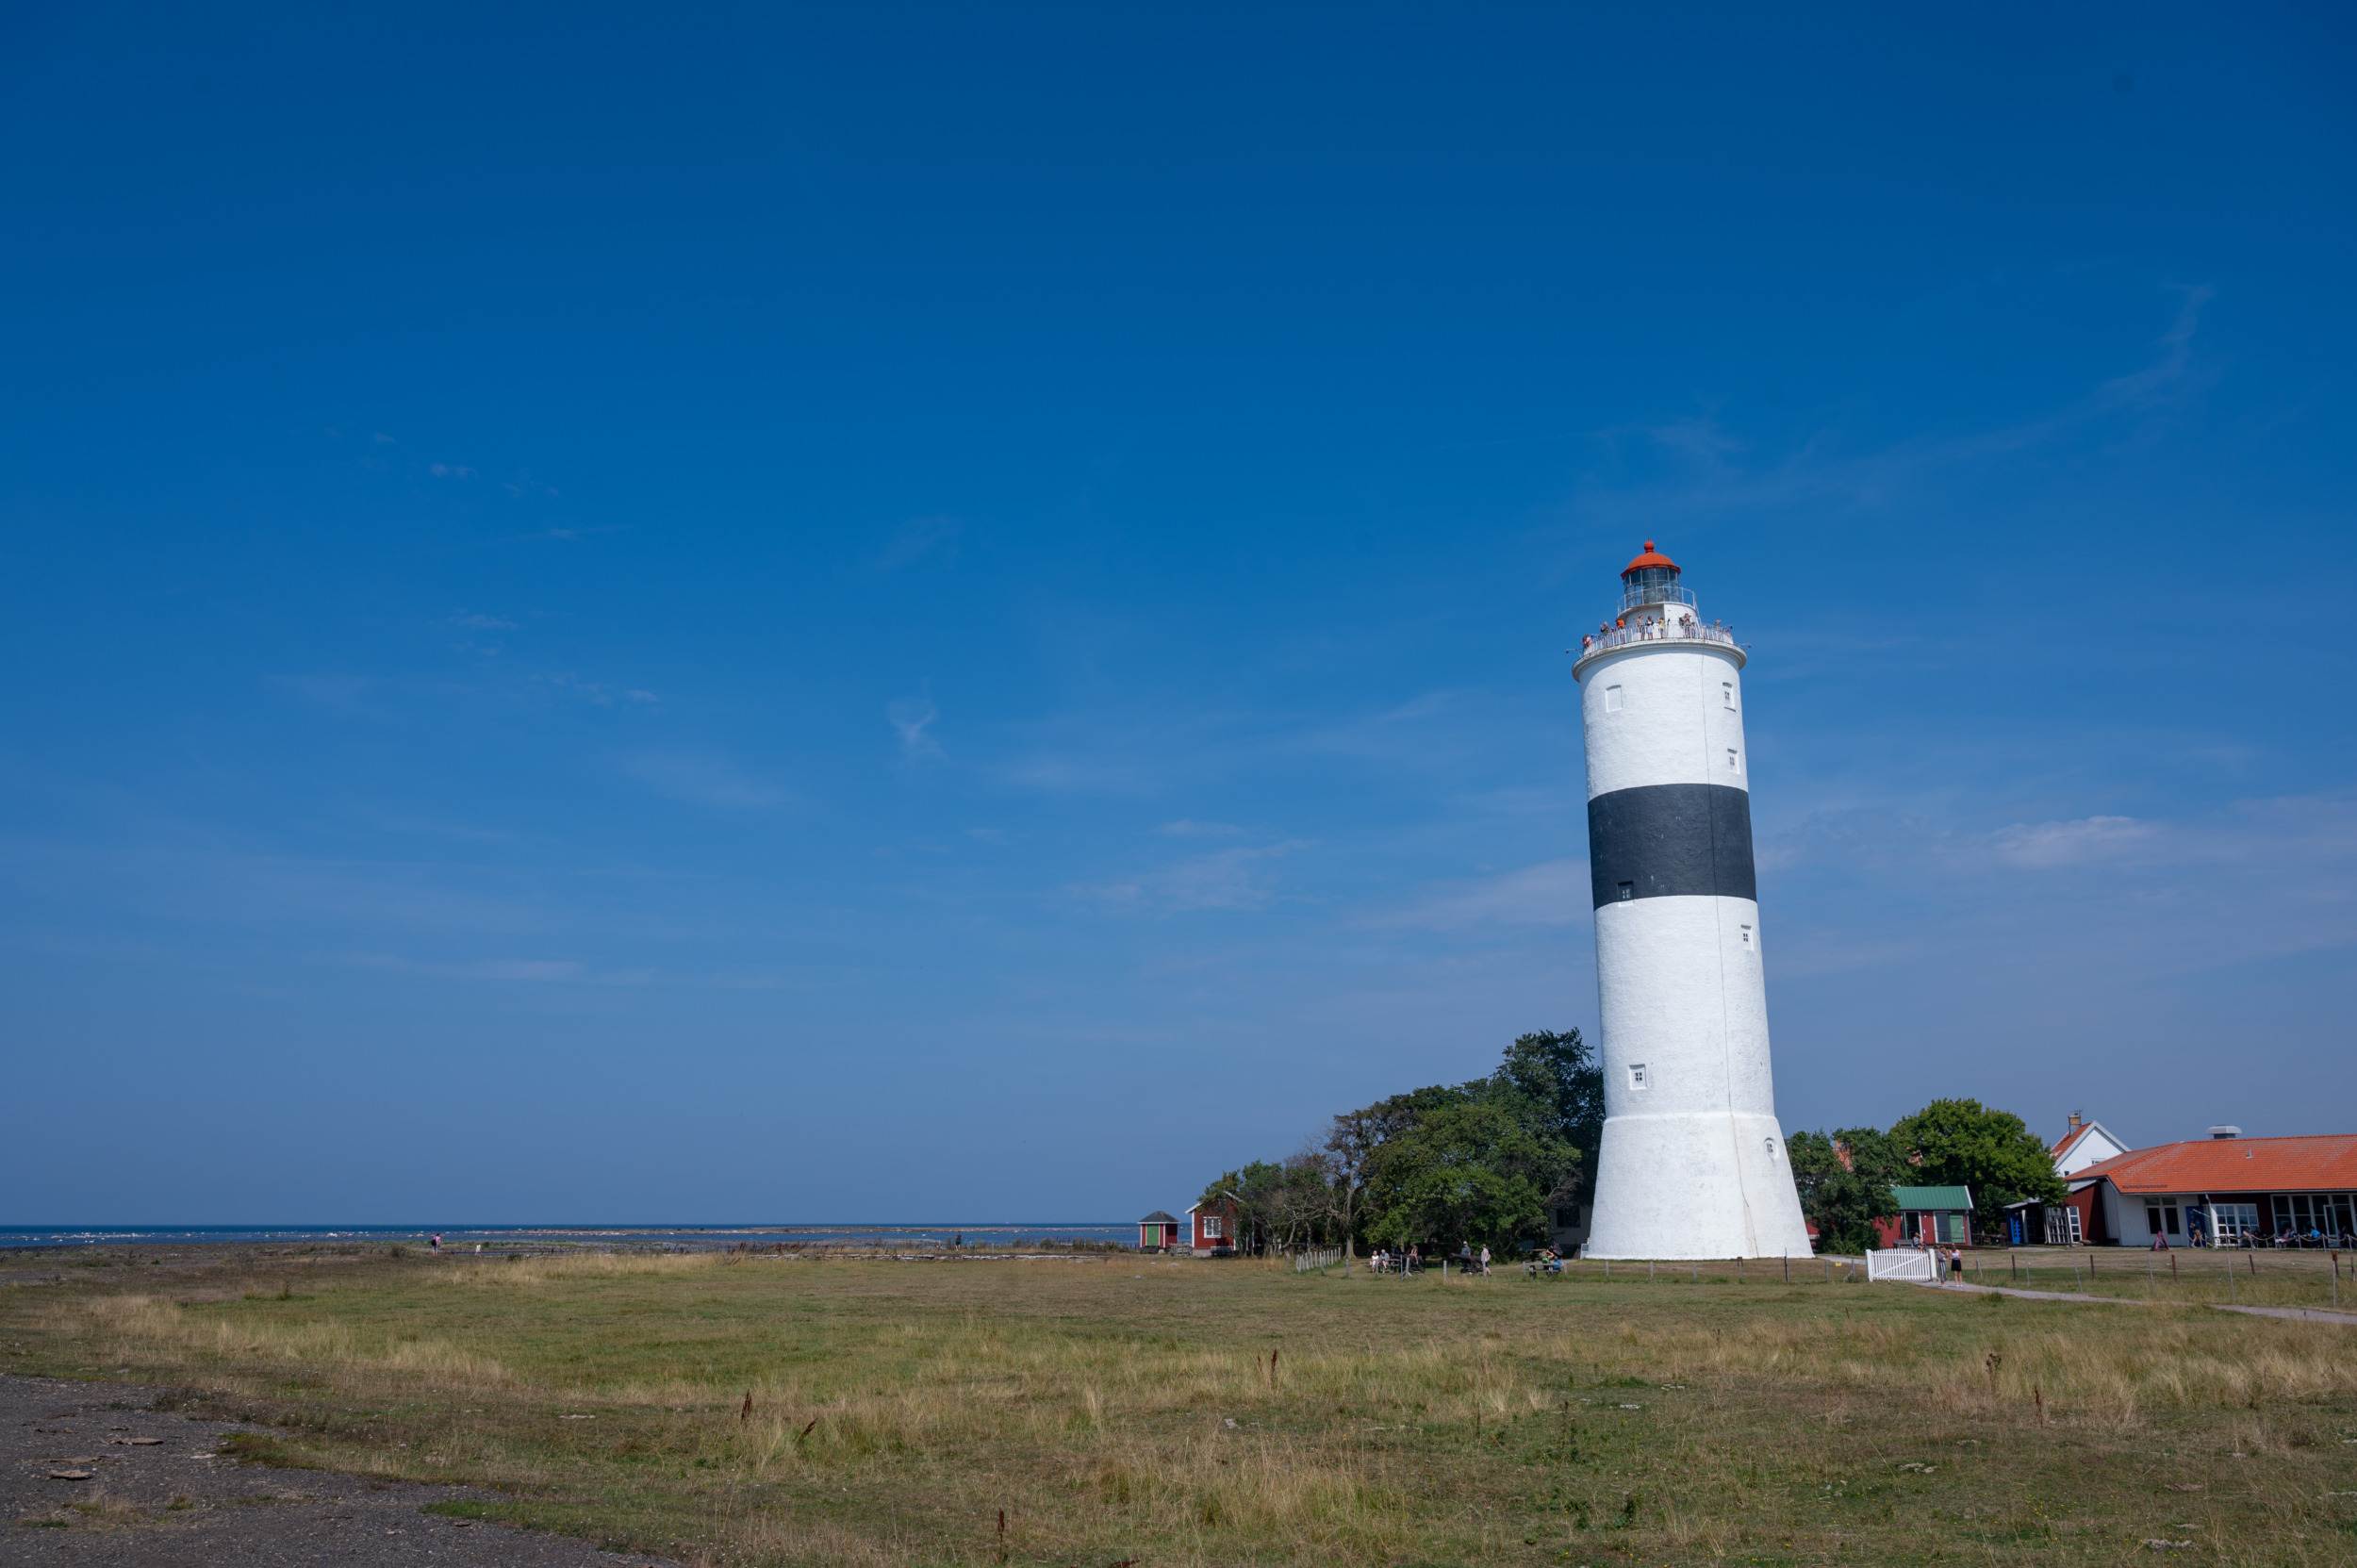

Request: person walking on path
left=1479, top=1245, right=1492, bottom=1277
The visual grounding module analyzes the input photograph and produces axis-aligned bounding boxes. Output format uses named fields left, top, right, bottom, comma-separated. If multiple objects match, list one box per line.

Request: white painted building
left=2051, top=1111, right=2132, bottom=1177
left=1570, top=544, right=1813, bottom=1260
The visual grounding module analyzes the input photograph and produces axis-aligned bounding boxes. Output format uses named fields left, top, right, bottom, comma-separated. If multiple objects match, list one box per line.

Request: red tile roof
left=2073, top=1134, right=2357, bottom=1195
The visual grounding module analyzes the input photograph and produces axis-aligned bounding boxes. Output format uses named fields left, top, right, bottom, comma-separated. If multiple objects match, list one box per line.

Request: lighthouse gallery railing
left=1577, top=620, right=1740, bottom=657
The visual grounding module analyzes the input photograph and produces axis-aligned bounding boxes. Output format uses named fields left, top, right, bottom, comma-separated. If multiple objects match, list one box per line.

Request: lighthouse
left=1570, top=543, right=1812, bottom=1260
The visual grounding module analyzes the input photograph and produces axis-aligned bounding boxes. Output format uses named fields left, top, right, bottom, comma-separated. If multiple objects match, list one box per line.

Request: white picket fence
left=1291, top=1247, right=1343, bottom=1273
left=1867, top=1250, right=1937, bottom=1283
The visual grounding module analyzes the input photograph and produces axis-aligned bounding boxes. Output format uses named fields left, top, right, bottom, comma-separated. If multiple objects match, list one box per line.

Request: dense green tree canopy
left=1787, top=1126, right=1904, bottom=1254
left=1361, top=1091, right=1580, bottom=1253
left=1789, top=1099, right=2063, bottom=1252
left=1493, top=1029, right=1605, bottom=1195
left=1203, top=1029, right=1592, bottom=1259
left=1889, top=1098, right=2066, bottom=1238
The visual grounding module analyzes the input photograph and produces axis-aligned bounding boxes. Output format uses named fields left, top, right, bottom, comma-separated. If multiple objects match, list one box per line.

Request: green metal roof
left=1890, top=1185, right=1973, bottom=1210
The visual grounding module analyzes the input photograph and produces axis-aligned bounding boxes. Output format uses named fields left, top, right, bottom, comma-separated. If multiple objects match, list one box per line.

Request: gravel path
left=1920, top=1279, right=2357, bottom=1324
left=2, top=1375, right=678, bottom=1567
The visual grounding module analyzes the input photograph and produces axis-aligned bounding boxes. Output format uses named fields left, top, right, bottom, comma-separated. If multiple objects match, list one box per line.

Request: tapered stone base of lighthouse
left=1572, top=544, right=1812, bottom=1260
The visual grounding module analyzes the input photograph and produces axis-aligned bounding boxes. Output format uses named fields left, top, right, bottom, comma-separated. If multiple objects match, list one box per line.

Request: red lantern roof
left=1620, top=540, right=1679, bottom=577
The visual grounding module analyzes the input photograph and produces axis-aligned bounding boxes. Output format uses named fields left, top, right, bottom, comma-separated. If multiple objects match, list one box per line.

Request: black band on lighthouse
left=1587, top=784, right=1756, bottom=909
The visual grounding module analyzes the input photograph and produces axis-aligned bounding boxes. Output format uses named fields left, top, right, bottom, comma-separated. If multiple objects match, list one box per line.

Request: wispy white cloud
left=889, top=697, right=943, bottom=760
left=450, top=612, right=516, bottom=631
left=1369, top=858, right=1589, bottom=931
left=1564, top=284, right=2218, bottom=534
left=1154, top=818, right=1241, bottom=836
left=1985, top=815, right=2159, bottom=868
left=618, top=752, right=792, bottom=810
left=1760, top=791, right=2357, bottom=983
left=536, top=672, right=657, bottom=707
left=1070, top=840, right=1310, bottom=913
left=429, top=463, right=476, bottom=479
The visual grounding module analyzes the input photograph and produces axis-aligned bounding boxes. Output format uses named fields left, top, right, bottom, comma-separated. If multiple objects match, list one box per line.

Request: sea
left=0, top=1223, right=1135, bottom=1253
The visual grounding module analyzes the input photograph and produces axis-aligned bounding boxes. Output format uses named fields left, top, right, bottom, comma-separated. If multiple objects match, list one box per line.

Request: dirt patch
left=2, top=1374, right=675, bottom=1566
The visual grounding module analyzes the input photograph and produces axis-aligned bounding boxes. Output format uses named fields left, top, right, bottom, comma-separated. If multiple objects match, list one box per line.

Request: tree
left=1361, top=1089, right=1581, bottom=1254
left=1889, top=1098, right=2065, bottom=1241
left=1321, top=1083, right=1471, bottom=1267
left=1235, top=1030, right=1596, bottom=1269
left=1492, top=1029, right=1604, bottom=1204
left=1265, top=1149, right=1339, bottom=1250
left=1788, top=1126, right=1904, bottom=1253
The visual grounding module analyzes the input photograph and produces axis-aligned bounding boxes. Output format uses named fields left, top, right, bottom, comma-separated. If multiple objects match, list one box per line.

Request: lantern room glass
left=1619, top=564, right=1696, bottom=613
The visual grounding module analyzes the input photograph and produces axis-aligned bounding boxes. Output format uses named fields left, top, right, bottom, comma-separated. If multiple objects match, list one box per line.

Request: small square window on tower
left=1604, top=685, right=1624, bottom=713
left=1722, top=681, right=1736, bottom=709
left=1627, top=1063, right=1649, bottom=1090
left=1726, top=748, right=1739, bottom=771
left=1616, top=881, right=1634, bottom=902
left=1739, top=923, right=1755, bottom=951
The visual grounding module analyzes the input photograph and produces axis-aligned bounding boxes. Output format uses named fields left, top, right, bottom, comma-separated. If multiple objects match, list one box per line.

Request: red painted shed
left=1185, top=1197, right=1237, bottom=1257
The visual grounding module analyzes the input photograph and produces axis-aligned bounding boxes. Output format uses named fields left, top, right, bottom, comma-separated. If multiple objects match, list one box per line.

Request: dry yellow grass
left=8, top=1246, right=2357, bottom=1565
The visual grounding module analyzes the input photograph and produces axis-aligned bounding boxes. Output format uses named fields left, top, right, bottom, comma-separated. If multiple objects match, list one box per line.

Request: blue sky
left=4, top=6, right=2352, bottom=1223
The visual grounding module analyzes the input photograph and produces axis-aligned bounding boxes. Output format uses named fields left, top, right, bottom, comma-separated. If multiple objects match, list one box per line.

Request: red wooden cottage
left=1137, top=1212, right=1180, bottom=1253
left=1184, top=1196, right=1237, bottom=1257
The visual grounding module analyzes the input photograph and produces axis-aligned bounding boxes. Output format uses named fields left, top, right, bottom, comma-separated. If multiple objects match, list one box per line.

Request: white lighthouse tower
left=1571, top=543, right=1811, bottom=1260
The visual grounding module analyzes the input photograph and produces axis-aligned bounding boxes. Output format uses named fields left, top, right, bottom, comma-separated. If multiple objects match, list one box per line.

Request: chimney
left=2067, top=1111, right=2083, bottom=1132
left=2207, top=1126, right=2241, bottom=1140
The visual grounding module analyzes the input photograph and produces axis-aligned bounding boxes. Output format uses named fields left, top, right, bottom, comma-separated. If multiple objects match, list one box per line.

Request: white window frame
left=2208, top=1203, right=2258, bottom=1243
left=1201, top=1215, right=1223, bottom=1240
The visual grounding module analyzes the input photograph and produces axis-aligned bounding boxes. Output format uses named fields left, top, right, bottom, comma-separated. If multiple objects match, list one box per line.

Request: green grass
left=6, top=1246, right=2357, bottom=1565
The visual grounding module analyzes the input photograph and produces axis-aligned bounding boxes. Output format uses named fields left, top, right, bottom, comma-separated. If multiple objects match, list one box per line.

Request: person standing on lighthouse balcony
left=1571, top=542, right=1813, bottom=1262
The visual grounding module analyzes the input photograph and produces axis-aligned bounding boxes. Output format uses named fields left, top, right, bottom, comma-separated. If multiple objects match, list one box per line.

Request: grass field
left=6, top=1245, right=2357, bottom=1566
